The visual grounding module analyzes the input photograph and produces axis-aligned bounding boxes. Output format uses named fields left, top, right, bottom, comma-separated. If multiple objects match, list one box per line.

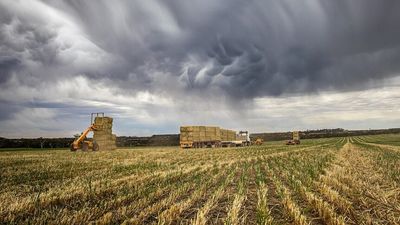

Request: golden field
left=1, top=135, right=399, bottom=224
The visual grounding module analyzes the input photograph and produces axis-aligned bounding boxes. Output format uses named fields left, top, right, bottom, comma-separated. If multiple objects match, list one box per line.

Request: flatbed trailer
left=180, top=141, right=221, bottom=148
left=180, top=126, right=222, bottom=149
left=180, top=126, right=248, bottom=149
left=221, top=140, right=251, bottom=147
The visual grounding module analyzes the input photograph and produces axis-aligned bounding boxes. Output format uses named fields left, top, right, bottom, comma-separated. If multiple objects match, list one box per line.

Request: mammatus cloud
left=1, top=0, right=400, bottom=137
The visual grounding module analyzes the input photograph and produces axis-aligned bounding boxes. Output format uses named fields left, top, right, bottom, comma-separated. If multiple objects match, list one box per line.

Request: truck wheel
left=82, top=142, right=89, bottom=151
left=70, top=143, right=77, bottom=151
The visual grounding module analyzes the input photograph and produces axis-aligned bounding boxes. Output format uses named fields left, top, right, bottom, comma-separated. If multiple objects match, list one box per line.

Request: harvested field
left=0, top=135, right=399, bottom=224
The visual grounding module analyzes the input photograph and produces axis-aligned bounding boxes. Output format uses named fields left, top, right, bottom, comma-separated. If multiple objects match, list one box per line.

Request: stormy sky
left=1, top=0, right=400, bottom=138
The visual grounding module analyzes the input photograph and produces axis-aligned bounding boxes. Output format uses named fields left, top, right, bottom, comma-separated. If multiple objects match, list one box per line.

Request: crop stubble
left=0, top=135, right=399, bottom=224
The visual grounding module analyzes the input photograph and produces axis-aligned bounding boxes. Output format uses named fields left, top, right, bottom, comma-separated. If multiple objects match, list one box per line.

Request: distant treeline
left=250, top=128, right=400, bottom=141
left=117, top=135, right=179, bottom=147
left=0, top=137, right=74, bottom=149
left=1, top=128, right=399, bottom=148
left=0, top=135, right=179, bottom=148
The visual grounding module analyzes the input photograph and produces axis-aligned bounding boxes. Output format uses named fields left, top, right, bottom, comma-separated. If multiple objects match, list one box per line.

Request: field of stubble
left=1, top=135, right=399, bottom=224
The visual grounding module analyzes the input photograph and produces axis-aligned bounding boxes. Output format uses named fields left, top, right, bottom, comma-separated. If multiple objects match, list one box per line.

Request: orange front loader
left=70, top=113, right=104, bottom=151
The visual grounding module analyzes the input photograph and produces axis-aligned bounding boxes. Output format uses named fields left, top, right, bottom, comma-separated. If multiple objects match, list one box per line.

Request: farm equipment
left=286, top=131, right=301, bottom=145
left=70, top=113, right=105, bottom=151
left=180, top=126, right=247, bottom=148
left=236, top=131, right=251, bottom=146
left=253, top=138, right=264, bottom=145
left=221, top=130, right=251, bottom=147
left=180, top=126, right=222, bottom=148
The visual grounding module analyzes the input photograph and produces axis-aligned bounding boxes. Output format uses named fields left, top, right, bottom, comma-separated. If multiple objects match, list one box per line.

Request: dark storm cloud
left=2, top=0, right=400, bottom=99
left=0, top=57, right=20, bottom=84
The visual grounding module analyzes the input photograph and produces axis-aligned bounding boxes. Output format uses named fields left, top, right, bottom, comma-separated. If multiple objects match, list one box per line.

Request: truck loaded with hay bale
left=180, top=126, right=221, bottom=148
left=180, top=126, right=249, bottom=148
left=70, top=113, right=117, bottom=151
left=220, top=128, right=237, bottom=147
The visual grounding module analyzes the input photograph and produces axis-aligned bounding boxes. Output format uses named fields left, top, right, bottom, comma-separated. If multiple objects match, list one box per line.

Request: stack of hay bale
left=205, top=126, right=220, bottom=141
left=227, top=130, right=236, bottom=141
left=93, top=116, right=117, bottom=150
left=180, top=126, right=221, bottom=143
left=220, top=129, right=227, bottom=141
left=220, top=129, right=237, bottom=141
left=180, top=126, right=194, bottom=143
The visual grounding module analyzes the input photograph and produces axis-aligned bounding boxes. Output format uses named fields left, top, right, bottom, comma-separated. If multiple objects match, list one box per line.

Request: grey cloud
left=0, top=57, right=20, bottom=84
left=0, top=101, right=22, bottom=121
left=1, top=0, right=400, bottom=137
left=2, top=0, right=400, bottom=100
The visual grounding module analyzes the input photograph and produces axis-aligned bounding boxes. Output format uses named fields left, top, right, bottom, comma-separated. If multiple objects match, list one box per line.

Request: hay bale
left=180, top=125, right=223, bottom=143
left=93, top=136, right=110, bottom=142
left=180, top=126, right=194, bottom=132
left=94, top=117, right=113, bottom=125
left=93, top=116, right=116, bottom=151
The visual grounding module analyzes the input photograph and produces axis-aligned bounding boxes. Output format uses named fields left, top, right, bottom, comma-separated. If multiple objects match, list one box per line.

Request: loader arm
left=71, top=124, right=96, bottom=151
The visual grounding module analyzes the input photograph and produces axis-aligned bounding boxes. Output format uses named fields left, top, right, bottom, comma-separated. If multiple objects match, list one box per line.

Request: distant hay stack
left=93, top=116, right=117, bottom=150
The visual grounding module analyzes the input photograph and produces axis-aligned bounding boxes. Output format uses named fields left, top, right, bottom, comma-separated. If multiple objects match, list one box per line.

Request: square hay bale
left=192, top=135, right=200, bottom=142
left=94, top=127, right=112, bottom=133
left=94, top=117, right=113, bottom=125
left=92, top=116, right=116, bottom=151
left=219, top=129, right=227, bottom=141
left=180, top=126, right=193, bottom=132
left=93, top=137, right=110, bottom=142
left=180, top=125, right=227, bottom=142
left=205, top=126, right=215, bottom=132
left=227, top=130, right=237, bottom=141
left=180, top=137, right=188, bottom=141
